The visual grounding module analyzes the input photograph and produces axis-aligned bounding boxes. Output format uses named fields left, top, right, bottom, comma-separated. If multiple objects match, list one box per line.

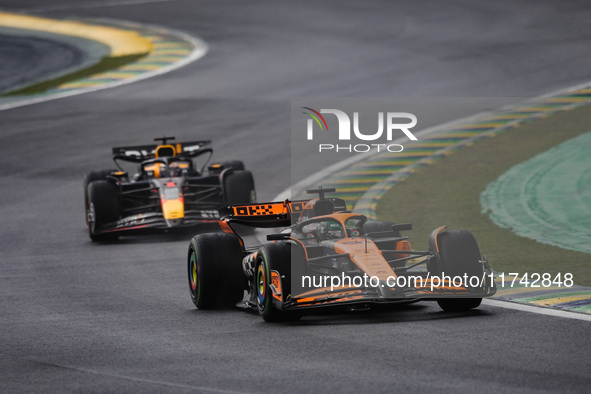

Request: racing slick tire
left=221, top=160, right=245, bottom=171
left=188, top=233, right=245, bottom=309
left=364, top=221, right=401, bottom=238
left=224, top=170, right=256, bottom=205
left=434, top=230, right=483, bottom=312
left=84, top=170, right=115, bottom=222
left=256, top=242, right=302, bottom=322
left=87, top=180, right=121, bottom=242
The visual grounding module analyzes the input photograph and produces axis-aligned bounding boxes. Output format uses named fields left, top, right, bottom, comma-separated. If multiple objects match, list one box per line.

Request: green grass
left=376, top=104, right=591, bottom=286
left=2, top=53, right=146, bottom=96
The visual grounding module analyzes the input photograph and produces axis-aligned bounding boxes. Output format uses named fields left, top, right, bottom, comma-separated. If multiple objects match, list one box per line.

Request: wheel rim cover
left=87, top=203, right=96, bottom=233
left=190, top=252, right=198, bottom=291
left=257, top=263, right=266, bottom=308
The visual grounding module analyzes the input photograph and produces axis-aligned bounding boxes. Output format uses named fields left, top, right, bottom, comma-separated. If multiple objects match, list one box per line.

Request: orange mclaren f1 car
left=84, top=137, right=256, bottom=241
left=187, top=188, right=496, bottom=322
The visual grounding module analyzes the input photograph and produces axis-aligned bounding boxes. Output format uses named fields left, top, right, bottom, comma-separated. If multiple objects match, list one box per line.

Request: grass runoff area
left=377, top=104, right=591, bottom=286
left=2, top=53, right=145, bottom=96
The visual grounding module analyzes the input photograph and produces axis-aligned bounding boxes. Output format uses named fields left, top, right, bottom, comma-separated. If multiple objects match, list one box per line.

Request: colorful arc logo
left=302, top=107, right=328, bottom=132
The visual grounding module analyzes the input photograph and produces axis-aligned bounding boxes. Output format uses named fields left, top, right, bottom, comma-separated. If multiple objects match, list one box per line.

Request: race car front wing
left=281, top=271, right=497, bottom=311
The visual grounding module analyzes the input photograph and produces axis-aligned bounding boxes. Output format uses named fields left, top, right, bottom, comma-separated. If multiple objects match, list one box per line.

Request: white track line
left=483, top=299, right=591, bottom=322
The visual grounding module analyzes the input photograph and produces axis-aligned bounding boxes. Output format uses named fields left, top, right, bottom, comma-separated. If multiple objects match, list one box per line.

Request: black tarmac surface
left=1, top=0, right=590, bottom=392
left=0, top=33, right=86, bottom=93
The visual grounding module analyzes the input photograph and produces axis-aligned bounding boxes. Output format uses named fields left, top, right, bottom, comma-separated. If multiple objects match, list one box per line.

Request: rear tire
left=224, top=170, right=256, bottom=205
left=221, top=160, right=245, bottom=171
left=256, top=242, right=301, bottom=322
left=434, top=230, right=483, bottom=312
left=188, top=233, right=244, bottom=309
left=87, top=180, right=120, bottom=242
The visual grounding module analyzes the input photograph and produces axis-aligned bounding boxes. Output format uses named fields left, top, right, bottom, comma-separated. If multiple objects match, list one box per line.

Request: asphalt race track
left=1, top=0, right=591, bottom=392
left=0, top=33, right=85, bottom=93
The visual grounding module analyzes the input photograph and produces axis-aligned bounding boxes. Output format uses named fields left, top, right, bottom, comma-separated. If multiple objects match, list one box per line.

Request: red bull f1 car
left=84, top=137, right=256, bottom=241
left=187, top=188, right=496, bottom=322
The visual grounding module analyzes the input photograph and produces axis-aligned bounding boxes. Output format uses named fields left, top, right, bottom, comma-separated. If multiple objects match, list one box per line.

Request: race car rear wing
left=219, top=197, right=348, bottom=228
left=219, top=200, right=305, bottom=227
left=112, top=140, right=213, bottom=163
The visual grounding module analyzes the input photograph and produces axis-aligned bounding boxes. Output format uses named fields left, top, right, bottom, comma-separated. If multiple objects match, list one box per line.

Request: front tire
left=437, top=298, right=482, bottom=312
left=188, top=233, right=244, bottom=309
left=87, top=180, right=120, bottom=242
left=84, top=170, right=115, bottom=224
left=256, top=242, right=301, bottom=322
left=434, top=230, right=483, bottom=312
